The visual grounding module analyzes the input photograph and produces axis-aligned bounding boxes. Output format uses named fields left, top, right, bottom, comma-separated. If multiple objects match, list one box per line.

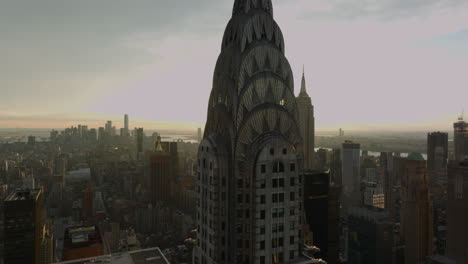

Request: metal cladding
left=198, top=1, right=303, bottom=262
left=204, top=0, right=301, bottom=156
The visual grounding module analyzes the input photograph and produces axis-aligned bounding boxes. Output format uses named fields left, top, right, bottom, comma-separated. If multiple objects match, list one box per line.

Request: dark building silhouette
left=303, top=170, right=340, bottom=264
left=399, top=155, right=433, bottom=264
left=330, top=148, right=342, bottom=186
left=427, top=132, right=449, bottom=188
left=124, top=114, right=129, bottom=137
left=136, top=128, right=144, bottom=155
left=195, top=0, right=304, bottom=263
left=4, top=189, right=43, bottom=264
left=446, top=159, right=468, bottom=263
left=454, top=117, right=468, bottom=162
left=342, top=141, right=361, bottom=211
left=380, top=152, right=394, bottom=213
left=347, top=207, right=393, bottom=264
left=82, top=184, right=94, bottom=220
left=147, top=149, right=172, bottom=205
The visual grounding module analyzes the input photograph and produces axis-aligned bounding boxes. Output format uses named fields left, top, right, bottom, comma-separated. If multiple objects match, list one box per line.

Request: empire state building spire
left=296, top=65, right=315, bottom=169
left=299, top=65, right=309, bottom=97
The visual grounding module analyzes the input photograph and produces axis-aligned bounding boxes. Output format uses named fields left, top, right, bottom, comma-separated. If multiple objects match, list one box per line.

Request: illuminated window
left=279, top=99, right=285, bottom=106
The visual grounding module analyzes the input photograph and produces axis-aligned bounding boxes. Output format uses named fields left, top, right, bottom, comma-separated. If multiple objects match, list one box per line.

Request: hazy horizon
left=1, top=0, right=467, bottom=131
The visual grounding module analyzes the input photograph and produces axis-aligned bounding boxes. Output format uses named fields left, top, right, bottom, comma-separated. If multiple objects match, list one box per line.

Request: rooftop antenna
left=458, top=109, right=464, bottom=121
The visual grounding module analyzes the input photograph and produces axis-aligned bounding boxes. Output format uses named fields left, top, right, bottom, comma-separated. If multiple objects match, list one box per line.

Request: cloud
left=0, top=0, right=466, bottom=131
left=0, top=0, right=228, bottom=112
left=287, top=0, right=468, bottom=21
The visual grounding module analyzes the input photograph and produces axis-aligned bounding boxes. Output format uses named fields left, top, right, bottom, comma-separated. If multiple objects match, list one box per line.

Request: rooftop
left=63, top=226, right=102, bottom=249
left=5, top=189, right=41, bottom=201
left=55, top=247, right=169, bottom=264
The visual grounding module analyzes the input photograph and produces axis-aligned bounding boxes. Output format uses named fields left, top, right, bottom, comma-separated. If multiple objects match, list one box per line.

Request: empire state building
left=195, top=0, right=305, bottom=263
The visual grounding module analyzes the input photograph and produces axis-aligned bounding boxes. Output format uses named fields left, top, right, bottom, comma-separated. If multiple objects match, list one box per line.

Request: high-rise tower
left=124, top=114, right=129, bottom=136
left=195, top=1, right=303, bottom=263
left=4, top=189, right=43, bottom=264
left=296, top=68, right=315, bottom=169
left=453, top=116, right=468, bottom=162
left=427, top=132, right=448, bottom=188
left=399, top=156, right=433, bottom=264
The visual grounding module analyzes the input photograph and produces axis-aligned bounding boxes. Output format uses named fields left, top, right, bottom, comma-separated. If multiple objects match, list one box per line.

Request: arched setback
left=251, top=138, right=302, bottom=264
left=197, top=134, right=230, bottom=264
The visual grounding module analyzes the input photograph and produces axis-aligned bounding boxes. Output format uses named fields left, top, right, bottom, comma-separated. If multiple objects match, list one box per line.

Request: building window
left=290, top=163, right=295, bottom=172
left=290, top=192, right=295, bottom=201
left=237, top=179, right=243, bottom=188
left=273, top=162, right=285, bottom=173
left=272, top=208, right=284, bottom=218
left=279, top=193, right=284, bottom=202
left=290, top=221, right=295, bottom=230
left=261, top=195, right=266, bottom=204
left=261, top=164, right=266, bottom=173
left=279, top=178, right=284, bottom=187
left=260, top=179, right=266, bottom=189
left=290, top=177, right=295, bottom=186
left=237, top=239, right=242, bottom=249
left=273, top=223, right=284, bottom=233
left=260, top=210, right=265, bottom=219
left=290, top=236, right=295, bottom=244
left=260, top=256, right=265, bottom=264
left=237, top=210, right=243, bottom=218
left=283, top=148, right=287, bottom=154
left=270, top=148, right=275, bottom=155
left=260, top=226, right=265, bottom=234
left=289, top=251, right=295, bottom=260
left=237, top=194, right=243, bottom=203
left=290, top=207, right=295, bottom=216
left=260, top=240, right=265, bottom=250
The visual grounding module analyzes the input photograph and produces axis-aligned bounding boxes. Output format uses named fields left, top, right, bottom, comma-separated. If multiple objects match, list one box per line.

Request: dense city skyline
left=1, top=1, right=467, bottom=264
left=1, top=0, right=467, bottom=130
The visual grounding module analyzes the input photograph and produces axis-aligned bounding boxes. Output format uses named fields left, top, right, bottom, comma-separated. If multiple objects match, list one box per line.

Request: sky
left=0, top=0, right=467, bottom=131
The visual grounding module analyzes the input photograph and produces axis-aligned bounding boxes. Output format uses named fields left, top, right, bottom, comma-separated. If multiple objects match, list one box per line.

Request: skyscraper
left=453, top=117, right=468, bottom=162
left=136, top=128, right=144, bottom=156
left=195, top=1, right=304, bottom=263
left=342, top=141, right=361, bottom=211
left=198, top=128, right=203, bottom=143
left=4, top=189, right=43, bottom=264
left=105, top=120, right=112, bottom=134
left=446, top=159, right=468, bottom=263
left=427, top=132, right=448, bottom=188
left=330, top=148, right=342, bottom=186
left=124, top=114, right=129, bottom=137
left=296, top=69, right=315, bottom=169
left=399, top=156, right=433, bottom=264
left=302, top=170, right=340, bottom=264
left=380, top=152, right=393, bottom=213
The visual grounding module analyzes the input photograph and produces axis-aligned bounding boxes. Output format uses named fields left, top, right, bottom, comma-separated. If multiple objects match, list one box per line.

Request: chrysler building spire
left=196, top=0, right=304, bottom=263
